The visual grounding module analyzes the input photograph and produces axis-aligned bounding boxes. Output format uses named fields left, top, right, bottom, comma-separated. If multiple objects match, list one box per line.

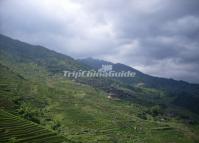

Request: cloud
left=0, top=0, right=199, bottom=83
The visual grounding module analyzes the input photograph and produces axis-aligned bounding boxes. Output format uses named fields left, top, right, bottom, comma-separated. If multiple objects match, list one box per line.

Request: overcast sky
left=0, top=0, right=199, bottom=83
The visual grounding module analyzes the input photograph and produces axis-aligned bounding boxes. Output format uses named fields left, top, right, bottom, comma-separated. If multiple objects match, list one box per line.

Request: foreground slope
left=0, top=110, right=71, bottom=143
left=1, top=63, right=198, bottom=143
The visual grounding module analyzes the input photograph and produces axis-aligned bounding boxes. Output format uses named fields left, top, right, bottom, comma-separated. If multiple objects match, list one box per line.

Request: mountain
left=79, top=57, right=199, bottom=90
left=0, top=34, right=87, bottom=75
left=0, top=34, right=199, bottom=143
left=79, top=57, right=199, bottom=114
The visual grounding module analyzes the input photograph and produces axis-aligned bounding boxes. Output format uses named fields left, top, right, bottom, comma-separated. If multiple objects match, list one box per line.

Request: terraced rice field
left=0, top=110, right=70, bottom=143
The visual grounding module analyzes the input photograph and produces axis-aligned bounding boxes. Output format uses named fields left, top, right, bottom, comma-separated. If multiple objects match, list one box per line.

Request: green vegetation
left=0, top=34, right=199, bottom=142
left=0, top=109, right=70, bottom=143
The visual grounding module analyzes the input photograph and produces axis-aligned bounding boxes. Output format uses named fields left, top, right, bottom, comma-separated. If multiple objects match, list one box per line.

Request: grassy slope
left=0, top=64, right=74, bottom=143
left=0, top=109, right=71, bottom=143
left=43, top=78, right=199, bottom=143
left=0, top=63, right=198, bottom=143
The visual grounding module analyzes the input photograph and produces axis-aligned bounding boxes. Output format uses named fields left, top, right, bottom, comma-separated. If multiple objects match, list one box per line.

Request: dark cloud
left=0, top=0, right=199, bottom=83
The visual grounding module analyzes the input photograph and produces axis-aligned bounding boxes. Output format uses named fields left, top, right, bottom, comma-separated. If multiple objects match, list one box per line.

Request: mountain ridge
left=1, top=33, right=198, bottom=86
